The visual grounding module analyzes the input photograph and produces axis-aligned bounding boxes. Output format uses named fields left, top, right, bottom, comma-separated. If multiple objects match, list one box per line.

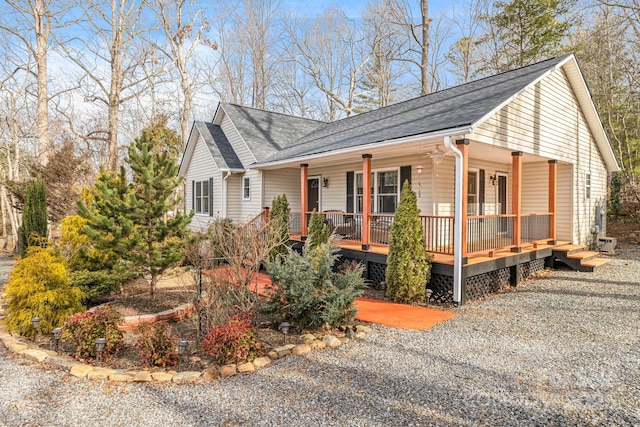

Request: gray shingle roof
left=221, top=103, right=325, bottom=163
left=261, top=54, right=572, bottom=164
left=195, top=121, right=244, bottom=170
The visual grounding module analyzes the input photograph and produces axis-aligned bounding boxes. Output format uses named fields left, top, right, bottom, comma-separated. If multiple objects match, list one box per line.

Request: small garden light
left=95, top=338, right=107, bottom=366
left=425, top=288, right=433, bottom=306
left=278, top=322, right=290, bottom=345
left=31, top=317, right=42, bottom=341
left=52, top=327, right=62, bottom=352
left=177, top=340, right=188, bottom=372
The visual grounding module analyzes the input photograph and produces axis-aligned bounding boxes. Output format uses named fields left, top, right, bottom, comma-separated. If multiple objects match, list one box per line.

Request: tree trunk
left=34, top=0, right=52, bottom=164
left=420, top=0, right=429, bottom=96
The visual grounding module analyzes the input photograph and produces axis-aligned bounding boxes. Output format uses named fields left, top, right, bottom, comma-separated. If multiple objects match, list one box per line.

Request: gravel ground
left=1, top=250, right=639, bottom=426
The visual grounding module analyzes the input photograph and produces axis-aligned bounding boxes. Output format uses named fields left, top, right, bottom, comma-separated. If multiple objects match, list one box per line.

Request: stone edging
left=0, top=325, right=372, bottom=384
left=88, top=302, right=196, bottom=332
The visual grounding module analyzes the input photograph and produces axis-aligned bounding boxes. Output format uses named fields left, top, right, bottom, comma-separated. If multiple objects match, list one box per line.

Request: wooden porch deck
left=290, top=234, right=569, bottom=268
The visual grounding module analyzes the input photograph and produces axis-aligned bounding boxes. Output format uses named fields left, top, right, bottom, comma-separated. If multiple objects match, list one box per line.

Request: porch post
left=548, top=160, right=557, bottom=244
left=456, top=139, right=469, bottom=260
left=362, top=154, right=372, bottom=250
left=300, top=163, right=309, bottom=239
left=511, top=152, right=523, bottom=252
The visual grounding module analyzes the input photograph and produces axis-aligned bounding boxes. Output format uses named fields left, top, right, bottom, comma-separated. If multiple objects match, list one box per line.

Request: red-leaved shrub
left=134, top=322, right=179, bottom=368
left=202, top=312, right=264, bottom=364
left=62, top=306, right=123, bottom=361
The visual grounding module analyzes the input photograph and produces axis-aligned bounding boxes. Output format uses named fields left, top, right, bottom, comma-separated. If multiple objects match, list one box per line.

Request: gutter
left=443, top=135, right=464, bottom=307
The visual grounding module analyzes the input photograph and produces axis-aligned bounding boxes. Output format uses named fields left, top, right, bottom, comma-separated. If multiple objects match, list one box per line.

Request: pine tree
left=20, top=179, right=48, bottom=257
left=78, top=130, right=192, bottom=297
left=306, top=209, right=329, bottom=251
left=267, top=194, right=290, bottom=262
left=385, top=180, right=432, bottom=303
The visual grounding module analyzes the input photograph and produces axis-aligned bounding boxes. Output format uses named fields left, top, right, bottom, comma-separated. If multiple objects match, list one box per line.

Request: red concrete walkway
left=208, top=268, right=455, bottom=331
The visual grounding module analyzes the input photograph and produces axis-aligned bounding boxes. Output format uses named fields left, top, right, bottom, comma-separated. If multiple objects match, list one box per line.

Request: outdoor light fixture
left=177, top=340, right=188, bottom=372
left=429, top=145, right=446, bottom=165
left=425, top=288, right=433, bottom=306
left=31, top=317, right=42, bottom=341
left=278, top=322, right=290, bottom=345
left=52, top=327, right=62, bottom=352
left=416, top=164, right=423, bottom=175
left=489, top=174, right=497, bottom=186
left=322, top=178, right=329, bottom=188
left=95, top=338, right=107, bottom=366
left=345, top=326, right=354, bottom=339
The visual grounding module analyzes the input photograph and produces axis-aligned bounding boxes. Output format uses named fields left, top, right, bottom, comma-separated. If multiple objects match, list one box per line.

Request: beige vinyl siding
left=557, top=163, right=573, bottom=242
left=240, top=169, right=263, bottom=220
left=226, top=174, right=242, bottom=221
left=521, top=162, right=549, bottom=214
left=264, top=168, right=301, bottom=209
left=474, top=67, right=609, bottom=245
left=184, top=134, right=221, bottom=232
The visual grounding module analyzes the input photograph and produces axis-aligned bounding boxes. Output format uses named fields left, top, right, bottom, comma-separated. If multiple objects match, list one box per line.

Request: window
left=467, top=170, right=479, bottom=215
left=193, top=180, right=209, bottom=215
left=355, top=169, right=399, bottom=213
left=243, top=176, right=250, bottom=200
left=585, top=173, right=591, bottom=199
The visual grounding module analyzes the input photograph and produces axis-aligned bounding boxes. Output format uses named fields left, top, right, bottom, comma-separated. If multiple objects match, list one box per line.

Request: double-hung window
left=585, top=173, right=591, bottom=199
left=355, top=169, right=399, bottom=214
left=194, top=180, right=210, bottom=215
left=467, top=169, right=479, bottom=215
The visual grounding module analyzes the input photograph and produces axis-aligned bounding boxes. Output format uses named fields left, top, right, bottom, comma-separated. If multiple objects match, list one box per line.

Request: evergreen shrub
left=3, top=246, right=84, bottom=336
left=265, top=240, right=365, bottom=329
left=306, top=209, right=329, bottom=251
left=385, top=181, right=432, bottom=303
left=20, top=179, right=48, bottom=257
left=267, top=194, right=290, bottom=262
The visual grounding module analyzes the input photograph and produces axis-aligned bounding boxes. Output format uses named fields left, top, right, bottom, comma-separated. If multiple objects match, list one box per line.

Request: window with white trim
left=193, top=180, right=209, bottom=215
left=243, top=176, right=250, bottom=200
left=355, top=169, right=399, bottom=213
left=585, top=173, right=591, bottom=199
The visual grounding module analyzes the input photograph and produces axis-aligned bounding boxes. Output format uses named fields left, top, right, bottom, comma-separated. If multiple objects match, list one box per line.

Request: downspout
left=443, top=135, right=463, bottom=307
left=222, top=170, right=231, bottom=218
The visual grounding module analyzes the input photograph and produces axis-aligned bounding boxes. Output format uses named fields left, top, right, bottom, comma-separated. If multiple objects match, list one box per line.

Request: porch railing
left=289, top=211, right=550, bottom=255
left=521, top=213, right=552, bottom=243
left=466, top=214, right=515, bottom=254
left=421, top=216, right=454, bottom=254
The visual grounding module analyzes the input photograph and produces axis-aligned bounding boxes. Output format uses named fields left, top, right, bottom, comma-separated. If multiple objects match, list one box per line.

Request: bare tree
left=58, top=0, right=159, bottom=171
left=446, top=0, right=485, bottom=84
left=0, top=0, right=75, bottom=165
left=152, top=0, right=208, bottom=149
left=283, top=8, right=371, bottom=120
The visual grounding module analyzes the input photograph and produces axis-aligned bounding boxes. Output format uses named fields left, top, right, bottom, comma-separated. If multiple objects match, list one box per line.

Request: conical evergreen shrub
left=306, top=209, right=329, bottom=251
left=385, top=180, right=432, bottom=303
left=267, top=194, right=290, bottom=262
left=20, top=179, right=48, bottom=257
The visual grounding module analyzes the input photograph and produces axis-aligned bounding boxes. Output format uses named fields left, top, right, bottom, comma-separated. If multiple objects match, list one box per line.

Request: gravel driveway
left=1, top=249, right=639, bottom=426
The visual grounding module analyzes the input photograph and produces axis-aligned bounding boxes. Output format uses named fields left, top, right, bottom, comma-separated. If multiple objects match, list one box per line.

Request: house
left=179, top=54, right=619, bottom=306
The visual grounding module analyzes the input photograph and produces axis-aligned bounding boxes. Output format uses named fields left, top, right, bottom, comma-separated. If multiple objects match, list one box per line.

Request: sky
left=281, top=0, right=451, bottom=19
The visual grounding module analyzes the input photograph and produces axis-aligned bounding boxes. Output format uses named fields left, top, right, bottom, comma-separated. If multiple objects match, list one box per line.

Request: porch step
left=552, top=245, right=611, bottom=272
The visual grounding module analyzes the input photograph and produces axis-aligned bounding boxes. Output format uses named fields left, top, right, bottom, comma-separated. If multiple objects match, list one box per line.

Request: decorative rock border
left=0, top=323, right=373, bottom=384
left=88, top=302, right=196, bottom=331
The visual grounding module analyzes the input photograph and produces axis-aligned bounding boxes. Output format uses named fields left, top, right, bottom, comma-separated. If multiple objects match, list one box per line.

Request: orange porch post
left=300, top=163, right=308, bottom=239
left=548, top=160, right=557, bottom=244
left=362, top=154, right=372, bottom=250
left=511, top=152, right=523, bottom=252
left=456, top=140, right=469, bottom=260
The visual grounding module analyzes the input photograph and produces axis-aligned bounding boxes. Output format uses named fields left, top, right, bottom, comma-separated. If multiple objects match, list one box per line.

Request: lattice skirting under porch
left=464, top=268, right=511, bottom=301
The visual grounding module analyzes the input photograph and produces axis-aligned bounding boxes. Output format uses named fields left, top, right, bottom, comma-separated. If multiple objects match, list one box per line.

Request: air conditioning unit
left=597, top=237, right=617, bottom=254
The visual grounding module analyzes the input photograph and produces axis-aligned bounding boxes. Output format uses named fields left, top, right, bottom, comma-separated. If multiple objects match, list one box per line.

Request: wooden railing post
left=300, top=163, right=308, bottom=239
left=263, top=206, right=270, bottom=225
left=362, top=154, right=372, bottom=250
left=548, top=160, right=557, bottom=244
left=456, top=139, right=469, bottom=260
left=511, top=152, right=523, bottom=252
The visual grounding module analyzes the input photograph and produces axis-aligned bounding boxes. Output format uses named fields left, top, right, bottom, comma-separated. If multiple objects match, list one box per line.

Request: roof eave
left=253, top=125, right=473, bottom=169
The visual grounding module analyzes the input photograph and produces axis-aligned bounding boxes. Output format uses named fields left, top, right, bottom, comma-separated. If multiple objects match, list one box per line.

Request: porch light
left=416, top=164, right=423, bottom=174
left=322, top=177, right=329, bottom=188
left=278, top=322, right=290, bottom=344
left=430, top=145, right=446, bottom=165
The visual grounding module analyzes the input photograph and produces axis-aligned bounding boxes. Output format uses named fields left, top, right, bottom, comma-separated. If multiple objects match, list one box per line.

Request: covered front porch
left=262, top=135, right=565, bottom=305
